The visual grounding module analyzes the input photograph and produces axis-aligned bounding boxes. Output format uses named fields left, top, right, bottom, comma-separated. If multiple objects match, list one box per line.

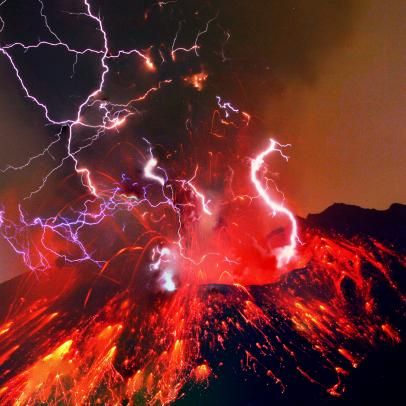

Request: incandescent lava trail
left=0, top=1, right=404, bottom=405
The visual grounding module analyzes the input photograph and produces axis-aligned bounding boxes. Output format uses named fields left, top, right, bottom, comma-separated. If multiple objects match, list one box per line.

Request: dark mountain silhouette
left=304, top=203, right=406, bottom=249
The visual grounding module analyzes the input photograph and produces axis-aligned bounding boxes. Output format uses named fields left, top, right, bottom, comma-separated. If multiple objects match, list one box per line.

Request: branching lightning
left=0, top=3, right=398, bottom=406
left=0, top=0, right=221, bottom=277
left=251, top=139, right=298, bottom=267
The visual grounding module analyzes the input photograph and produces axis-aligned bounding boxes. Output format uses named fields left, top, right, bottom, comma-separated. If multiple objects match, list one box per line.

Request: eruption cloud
left=0, top=1, right=403, bottom=405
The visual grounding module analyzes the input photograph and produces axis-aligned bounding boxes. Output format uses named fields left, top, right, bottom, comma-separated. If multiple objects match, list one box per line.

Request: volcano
left=0, top=203, right=404, bottom=405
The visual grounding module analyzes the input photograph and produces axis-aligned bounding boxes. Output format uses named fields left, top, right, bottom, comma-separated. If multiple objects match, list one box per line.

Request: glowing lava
left=0, top=1, right=404, bottom=405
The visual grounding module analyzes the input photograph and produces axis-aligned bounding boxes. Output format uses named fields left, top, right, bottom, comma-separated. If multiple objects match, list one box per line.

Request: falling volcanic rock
left=0, top=0, right=403, bottom=404
left=0, top=204, right=404, bottom=404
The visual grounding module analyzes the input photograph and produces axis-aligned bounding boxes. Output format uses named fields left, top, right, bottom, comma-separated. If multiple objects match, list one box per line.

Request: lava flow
left=0, top=1, right=404, bottom=405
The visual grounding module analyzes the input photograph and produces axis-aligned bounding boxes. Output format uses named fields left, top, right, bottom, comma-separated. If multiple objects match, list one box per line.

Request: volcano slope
left=0, top=203, right=404, bottom=405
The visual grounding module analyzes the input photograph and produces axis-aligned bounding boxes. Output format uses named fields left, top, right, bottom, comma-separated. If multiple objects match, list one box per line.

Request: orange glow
left=183, top=71, right=208, bottom=91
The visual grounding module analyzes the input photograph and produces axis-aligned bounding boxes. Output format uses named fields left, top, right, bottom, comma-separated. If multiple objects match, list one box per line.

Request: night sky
left=0, top=0, right=405, bottom=280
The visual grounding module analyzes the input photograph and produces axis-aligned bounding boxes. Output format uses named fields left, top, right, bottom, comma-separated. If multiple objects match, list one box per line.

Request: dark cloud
left=190, top=0, right=366, bottom=124
left=218, top=0, right=364, bottom=83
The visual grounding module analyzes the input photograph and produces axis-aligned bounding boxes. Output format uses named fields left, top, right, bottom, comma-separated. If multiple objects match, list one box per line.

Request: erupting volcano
left=0, top=1, right=404, bottom=405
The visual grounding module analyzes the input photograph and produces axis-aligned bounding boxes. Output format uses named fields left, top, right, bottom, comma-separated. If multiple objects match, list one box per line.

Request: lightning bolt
left=0, top=0, right=220, bottom=272
left=0, top=1, right=299, bottom=280
left=251, top=139, right=299, bottom=267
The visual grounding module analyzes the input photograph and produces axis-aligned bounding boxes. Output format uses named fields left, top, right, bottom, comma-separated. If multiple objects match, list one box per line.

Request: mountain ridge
left=303, top=202, right=406, bottom=249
